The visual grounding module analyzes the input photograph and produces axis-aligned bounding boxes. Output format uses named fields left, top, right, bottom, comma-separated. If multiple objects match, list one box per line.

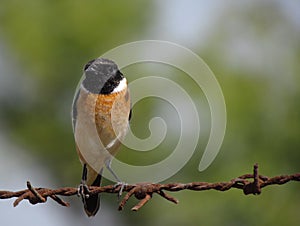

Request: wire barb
left=0, top=164, right=299, bottom=211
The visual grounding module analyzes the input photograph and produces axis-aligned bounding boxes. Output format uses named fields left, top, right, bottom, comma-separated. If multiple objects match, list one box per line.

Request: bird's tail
left=83, top=171, right=102, bottom=217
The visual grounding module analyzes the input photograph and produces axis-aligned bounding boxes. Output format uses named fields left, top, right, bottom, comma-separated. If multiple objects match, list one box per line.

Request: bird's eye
left=84, top=59, right=96, bottom=71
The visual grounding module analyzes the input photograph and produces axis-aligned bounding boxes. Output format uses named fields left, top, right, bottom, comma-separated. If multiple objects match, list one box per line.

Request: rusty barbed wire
left=0, top=164, right=299, bottom=211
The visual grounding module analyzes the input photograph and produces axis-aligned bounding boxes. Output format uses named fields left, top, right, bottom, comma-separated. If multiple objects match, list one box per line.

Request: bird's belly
left=74, top=89, right=130, bottom=173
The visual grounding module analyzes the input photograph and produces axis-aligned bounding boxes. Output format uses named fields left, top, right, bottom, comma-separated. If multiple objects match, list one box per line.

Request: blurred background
left=0, top=0, right=299, bottom=225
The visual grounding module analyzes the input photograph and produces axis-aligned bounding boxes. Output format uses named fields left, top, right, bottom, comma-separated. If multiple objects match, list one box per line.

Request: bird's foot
left=77, top=183, right=90, bottom=201
left=113, top=182, right=127, bottom=198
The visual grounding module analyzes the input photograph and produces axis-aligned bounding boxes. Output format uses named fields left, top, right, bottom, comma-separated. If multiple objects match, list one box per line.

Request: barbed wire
left=0, top=164, right=299, bottom=211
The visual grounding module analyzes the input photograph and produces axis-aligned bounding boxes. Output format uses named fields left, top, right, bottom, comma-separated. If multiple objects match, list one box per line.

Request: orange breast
left=75, top=87, right=130, bottom=165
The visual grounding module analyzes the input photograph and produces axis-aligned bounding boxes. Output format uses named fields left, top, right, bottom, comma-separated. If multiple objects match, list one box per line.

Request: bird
left=71, top=58, right=131, bottom=217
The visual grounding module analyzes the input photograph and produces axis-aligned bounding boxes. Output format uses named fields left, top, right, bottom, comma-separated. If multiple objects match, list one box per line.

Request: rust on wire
left=0, top=164, right=299, bottom=211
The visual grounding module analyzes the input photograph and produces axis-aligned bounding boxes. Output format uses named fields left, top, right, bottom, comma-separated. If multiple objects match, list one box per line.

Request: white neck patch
left=112, top=77, right=127, bottom=93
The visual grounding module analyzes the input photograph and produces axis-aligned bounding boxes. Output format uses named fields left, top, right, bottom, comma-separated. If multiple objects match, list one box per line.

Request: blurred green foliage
left=0, top=1, right=299, bottom=226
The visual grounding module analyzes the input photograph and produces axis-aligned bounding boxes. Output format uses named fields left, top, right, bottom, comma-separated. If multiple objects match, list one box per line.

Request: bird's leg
left=78, top=164, right=90, bottom=201
left=105, top=159, right=127, bottom=198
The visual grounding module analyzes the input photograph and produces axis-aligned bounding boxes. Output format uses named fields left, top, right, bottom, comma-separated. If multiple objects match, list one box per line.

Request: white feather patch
left=112, top=78, right=127, bottom=93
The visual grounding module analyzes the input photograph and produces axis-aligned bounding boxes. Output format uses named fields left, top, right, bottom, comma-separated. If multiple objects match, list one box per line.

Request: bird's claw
left=114, top=182, right=127, bottom=198
left=77, top=183, right=90, bottom=200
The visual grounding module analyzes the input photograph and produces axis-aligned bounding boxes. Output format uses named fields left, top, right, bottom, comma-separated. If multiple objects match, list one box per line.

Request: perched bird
left=71, top=58, right=131, bottom=217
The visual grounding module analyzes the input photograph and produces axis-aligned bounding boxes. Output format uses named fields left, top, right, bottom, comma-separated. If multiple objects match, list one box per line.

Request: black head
left=82, top=58, right=124, bottom=94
